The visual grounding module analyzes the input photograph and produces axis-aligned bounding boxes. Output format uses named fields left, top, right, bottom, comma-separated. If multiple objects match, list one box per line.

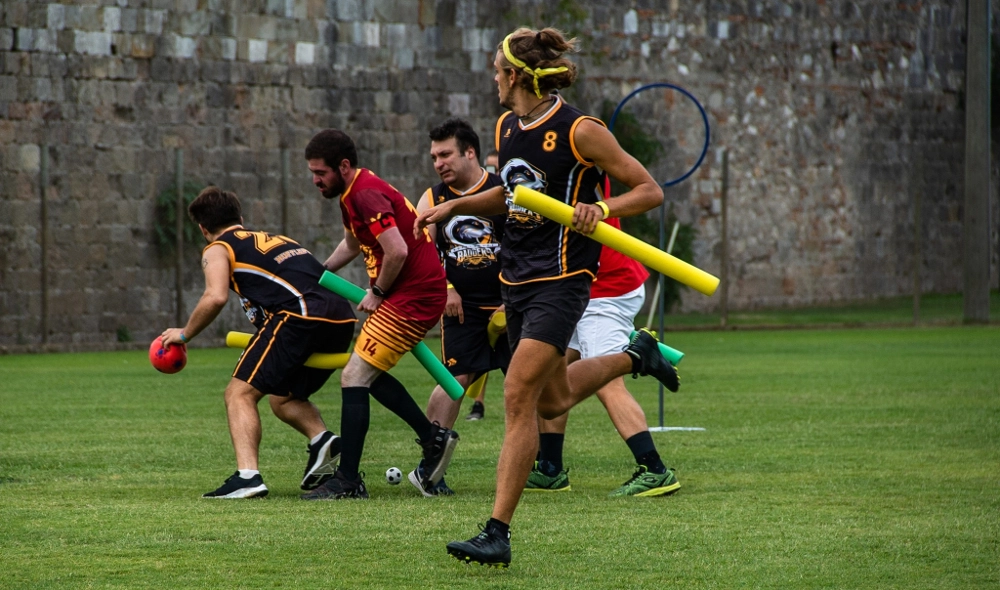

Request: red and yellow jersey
left=339, top=168, right=446, bottom=322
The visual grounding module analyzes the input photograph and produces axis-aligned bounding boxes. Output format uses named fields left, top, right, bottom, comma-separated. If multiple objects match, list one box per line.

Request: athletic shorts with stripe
left=441, top=305, right=511, bottom=378
left=233, top=312, right=355, bottom=399
left=355, top=296, right=446, bottom=372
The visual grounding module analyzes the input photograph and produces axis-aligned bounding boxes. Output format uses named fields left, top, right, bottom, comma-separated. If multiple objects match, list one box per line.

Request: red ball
left=149, top=337, right=187, bottom=374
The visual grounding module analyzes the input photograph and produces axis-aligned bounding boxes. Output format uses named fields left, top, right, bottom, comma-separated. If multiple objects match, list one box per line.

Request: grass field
left=661, top=290, right=1000, bottom=328
left=1, top=327, right=998, bottom=589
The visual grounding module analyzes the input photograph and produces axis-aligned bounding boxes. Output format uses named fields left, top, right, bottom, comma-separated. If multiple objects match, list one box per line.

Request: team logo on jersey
left=500, top=158, right=546, bottom=227
left=239, top=297, right=266, bottom=328
left=443, top=216, right=499, bottom=268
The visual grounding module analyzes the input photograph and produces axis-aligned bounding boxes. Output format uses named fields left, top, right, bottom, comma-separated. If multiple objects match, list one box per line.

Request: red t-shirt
left=590, top=216, right=649, bottom=299
left=339, top=169, right=446, bottom=321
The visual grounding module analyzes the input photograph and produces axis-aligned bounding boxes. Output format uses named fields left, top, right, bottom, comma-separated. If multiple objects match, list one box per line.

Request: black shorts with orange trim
left=441, top=305, right=511, bottom=377
left=502, top=273, right=591, bottom=356
left=233, top=313, right=355, bottom=399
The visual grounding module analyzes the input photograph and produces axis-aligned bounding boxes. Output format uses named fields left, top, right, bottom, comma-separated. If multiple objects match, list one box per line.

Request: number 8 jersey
left=495, top=93, right=607, bottom=286
left=209, top=227, right=356, bottom=323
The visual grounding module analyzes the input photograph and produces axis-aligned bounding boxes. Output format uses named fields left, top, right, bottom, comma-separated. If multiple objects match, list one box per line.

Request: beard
left=317, top=177, right=345, bottom=200
left=498, top=85, right=515, bottom=110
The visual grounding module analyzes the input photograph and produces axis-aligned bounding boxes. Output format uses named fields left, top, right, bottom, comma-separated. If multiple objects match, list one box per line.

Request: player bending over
left=160, top=187, right=355, bottom=499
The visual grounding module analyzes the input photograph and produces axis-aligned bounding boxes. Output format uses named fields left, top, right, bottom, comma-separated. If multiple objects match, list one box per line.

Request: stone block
left=144, top=10, right=164, bottom=35
left=75, top=31, right=112, bottom=56
left=267, top=40, right=290, bottom=63
left=79, top=5, right=103, bottom=31
left=15, top=27, right=34, bottom=51
left=295, top=42, right=315, bottom=65
left=17, top=144, right=39, bottom=171
left=47, top=3, right=65, bottom=30
left=121, top=8, right=138, bottom=33
left=244, top=39, right=268, bottom=62
left=104, top=7, right=121, bottom=32
left=179, top=11, right=211, bottom=36
left=0, top=75, right=15, bottom=101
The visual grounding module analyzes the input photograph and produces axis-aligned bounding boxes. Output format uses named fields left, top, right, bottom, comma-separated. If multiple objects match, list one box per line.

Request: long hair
left=498, top=27, right=578, bottom=96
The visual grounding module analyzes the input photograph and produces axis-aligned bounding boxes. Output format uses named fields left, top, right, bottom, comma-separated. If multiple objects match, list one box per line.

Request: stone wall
left=0, top=0, right=995, bottom=350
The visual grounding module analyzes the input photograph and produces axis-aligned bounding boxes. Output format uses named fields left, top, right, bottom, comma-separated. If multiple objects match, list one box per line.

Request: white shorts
left=568, top=285, right=646, bottom=359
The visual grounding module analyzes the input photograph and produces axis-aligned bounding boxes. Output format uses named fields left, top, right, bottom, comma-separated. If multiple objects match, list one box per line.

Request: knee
left=536, top=400, right=566, bottom=421
left=224, top=381, right=262, bottom=407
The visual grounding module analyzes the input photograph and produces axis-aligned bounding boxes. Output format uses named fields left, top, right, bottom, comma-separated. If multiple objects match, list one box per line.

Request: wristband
left=179, top=332, right=189, bottom=344
left=447, top=284, right=455, bottom=289
left=594, top=200, right=610, bottom=219
left=371, top=284, right=388, bottom=298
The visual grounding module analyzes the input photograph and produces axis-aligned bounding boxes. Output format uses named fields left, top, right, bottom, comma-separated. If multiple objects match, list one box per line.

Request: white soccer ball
left=385, top=467, right=402, bottom=485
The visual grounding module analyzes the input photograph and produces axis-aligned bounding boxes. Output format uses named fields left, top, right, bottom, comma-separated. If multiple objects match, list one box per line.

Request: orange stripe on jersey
left=498, top=268, right=595, bottom=286
left=362, top=322, right=412, bottom=353
left=377, top=303, right=431, bottom=339
left=338, top=168, right=363, bottom=204
left=495, top=112, right=513, bottom=152
left=367, top=313, right=426, bottom=347
left=277, top=310, right=356, bottom=325
left=247, top=314, right=288, bottom=384
left=560, top=166, right=588, bottom=274
left=569, top=116, right=607, bottom=165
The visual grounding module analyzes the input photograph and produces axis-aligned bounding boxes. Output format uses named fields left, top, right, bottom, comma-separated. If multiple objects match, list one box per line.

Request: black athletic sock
left=626, top=431, right=666, bottom=474
left=338, top=387, right=371, bottom=480
left=538, top=433, right=565, bottom=473
left=369, top=373, right=435, bottom=442
left=487, top=518, right=510, bottom=538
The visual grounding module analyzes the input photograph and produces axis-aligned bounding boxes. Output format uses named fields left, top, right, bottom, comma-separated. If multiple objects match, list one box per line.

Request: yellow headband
left=502, top=34, right=569, bottom=99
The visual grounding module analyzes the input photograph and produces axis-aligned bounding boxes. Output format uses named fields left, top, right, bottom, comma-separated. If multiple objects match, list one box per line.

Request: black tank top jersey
left=427, top=170, right=505, bottom=307
left=209, top=227, right=356, bottom=326
left=494, top=95, right=607, bottom=285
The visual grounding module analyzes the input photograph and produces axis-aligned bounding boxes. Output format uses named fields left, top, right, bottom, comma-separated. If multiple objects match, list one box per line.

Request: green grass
left=1, top=327, right=998, bottom=589
left=658, top=290, right=1000, bottom=328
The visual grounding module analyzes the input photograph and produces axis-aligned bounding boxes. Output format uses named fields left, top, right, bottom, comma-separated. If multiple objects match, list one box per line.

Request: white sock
left=309, top=432, right=328, bottom=446
left=238, top=469, right=260, bottom=479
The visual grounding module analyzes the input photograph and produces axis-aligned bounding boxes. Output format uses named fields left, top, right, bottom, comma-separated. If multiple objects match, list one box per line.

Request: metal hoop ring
left=609, top=82, right=711, bottom=188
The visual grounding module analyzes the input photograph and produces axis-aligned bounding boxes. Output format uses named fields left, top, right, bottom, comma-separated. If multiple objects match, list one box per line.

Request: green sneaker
left=609, top=466, right=680, bottom=497
left=524, top=462, right=571, bottom=492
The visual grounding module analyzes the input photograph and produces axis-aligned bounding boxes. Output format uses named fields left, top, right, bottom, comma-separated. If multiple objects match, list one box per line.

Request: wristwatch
left=371, top=284, right=388, bottom=298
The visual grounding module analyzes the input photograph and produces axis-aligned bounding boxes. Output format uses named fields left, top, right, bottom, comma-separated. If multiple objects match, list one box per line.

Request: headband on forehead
left=502, top=34, right=569, bottom=99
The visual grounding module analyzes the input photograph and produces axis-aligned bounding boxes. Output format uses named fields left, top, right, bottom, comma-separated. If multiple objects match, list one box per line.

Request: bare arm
left=570, top=119, right=664, bottom=234
left=373, top=226, right=407, bottom=293
left=414, top=186, right=507, bottom=238
left=323, top=228, right=362, bottom=272
left=356, top=226, right=408, bottom=313
left=160, top=244, right=230, bottom=347
left=415, top=189, right=437, bottom=243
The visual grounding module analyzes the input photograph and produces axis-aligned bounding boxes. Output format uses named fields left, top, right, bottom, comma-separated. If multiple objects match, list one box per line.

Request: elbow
left=649, top=185, right=664, bottom=208
left=208, top=294, right=230, bottom=309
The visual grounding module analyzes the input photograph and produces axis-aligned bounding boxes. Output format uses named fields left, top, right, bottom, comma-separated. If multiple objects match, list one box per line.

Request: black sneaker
left=299, top=470, right=368, bottom=500
left=465, top=401, right=484, bottom=421
left=301, top=431, right=341, bottom=490
left=446, top=522, right=511, bottom=567
left=202, top=471, right=269, bottom=499
left=408, top=462, right=455, bottom=497
left=625, top=329, right=680, bottom=392
left=417, top=423, right=459, bottom=488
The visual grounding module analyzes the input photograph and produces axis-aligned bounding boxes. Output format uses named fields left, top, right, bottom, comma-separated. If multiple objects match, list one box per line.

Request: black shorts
left=441, top=305, right=511, bottom=377
left=502, top=273, right=592, bottom=356
left=233, top=313, right=355, bottom=399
